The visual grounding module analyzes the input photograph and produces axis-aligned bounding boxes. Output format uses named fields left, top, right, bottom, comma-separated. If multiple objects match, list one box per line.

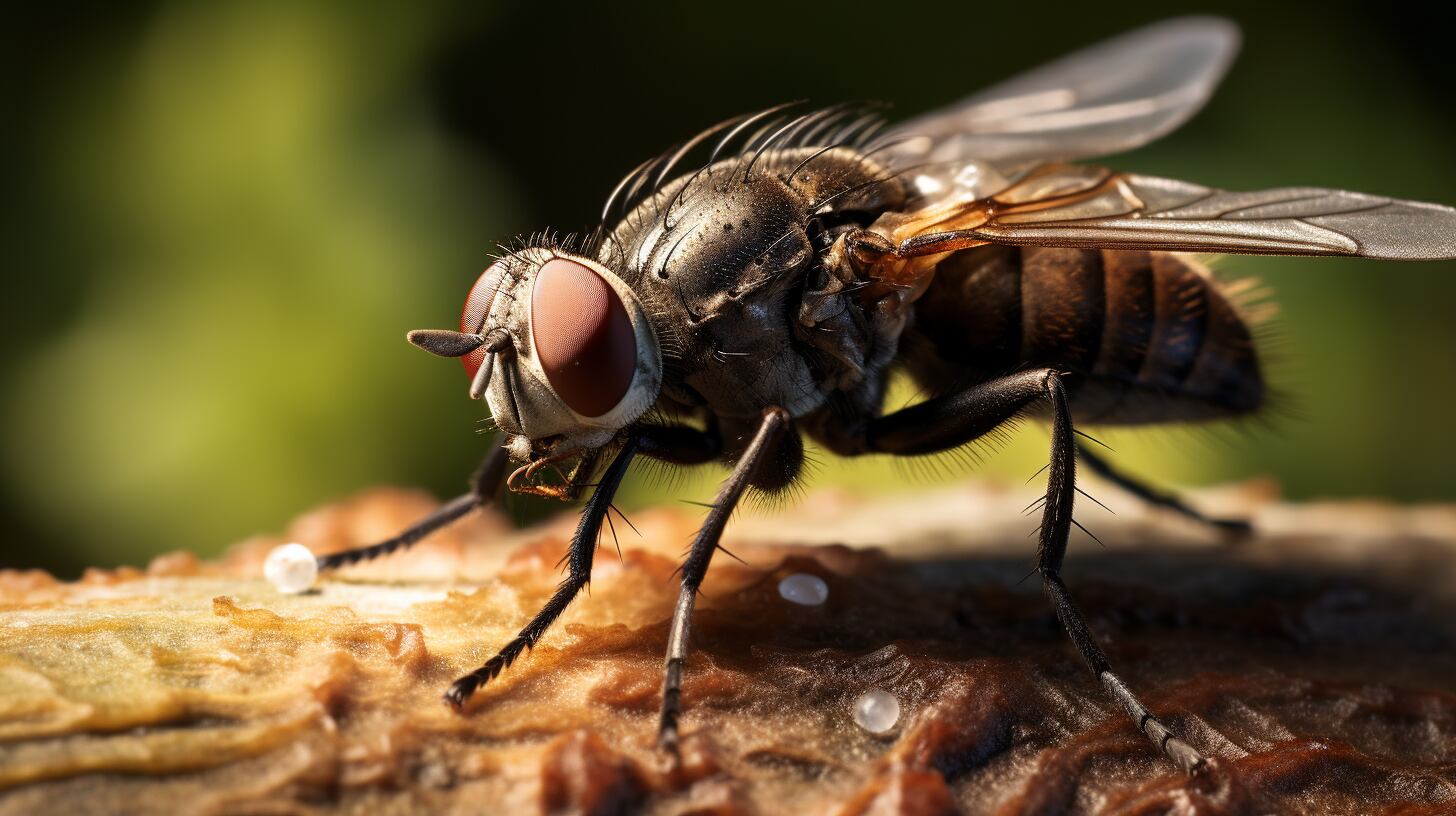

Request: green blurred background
left=3, top=1, right=1454, bottom=576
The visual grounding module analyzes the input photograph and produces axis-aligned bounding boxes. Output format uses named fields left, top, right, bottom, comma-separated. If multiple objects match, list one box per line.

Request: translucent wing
left=878, top=17, right=1239, bottom=169
left=878, top=165, right=1456, bottom=260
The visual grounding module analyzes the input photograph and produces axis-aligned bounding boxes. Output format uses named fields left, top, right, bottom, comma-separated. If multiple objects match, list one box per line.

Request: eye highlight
left=460, top=262, right=508, bottom=379
left=530, top=257, right=637, bottom=418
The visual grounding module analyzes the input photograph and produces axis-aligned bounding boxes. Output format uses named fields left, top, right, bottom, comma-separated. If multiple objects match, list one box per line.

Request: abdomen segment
left=902, top=246, right=1264, bottom=424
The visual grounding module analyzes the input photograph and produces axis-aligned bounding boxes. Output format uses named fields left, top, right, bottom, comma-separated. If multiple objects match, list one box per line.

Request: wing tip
left=1141, top=15, right=1243, bottom=66
left=1153, top=15, right=1242, bottom=42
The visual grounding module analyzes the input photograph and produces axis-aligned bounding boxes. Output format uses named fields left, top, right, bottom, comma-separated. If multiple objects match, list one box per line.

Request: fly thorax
left=613, top=170, right=836, bottom=419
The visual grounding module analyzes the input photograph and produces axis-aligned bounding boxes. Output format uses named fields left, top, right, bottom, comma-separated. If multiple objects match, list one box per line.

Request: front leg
left=445, top=422, right=722, bottom=710
left=444, top=438, right=638, bottom=708
left=316, top=443, right=512, bottom=571
left=864, top=369, right=1208, bottom=774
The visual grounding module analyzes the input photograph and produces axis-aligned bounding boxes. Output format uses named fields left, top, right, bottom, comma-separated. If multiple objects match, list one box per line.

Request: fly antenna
left=407, top=329, right=485, bottom=358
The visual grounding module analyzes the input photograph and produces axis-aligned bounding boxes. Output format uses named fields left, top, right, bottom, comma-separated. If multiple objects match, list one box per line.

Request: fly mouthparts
left=407, top=329, right=485, bottom=358
left=468, top=351, right=495, bottom=401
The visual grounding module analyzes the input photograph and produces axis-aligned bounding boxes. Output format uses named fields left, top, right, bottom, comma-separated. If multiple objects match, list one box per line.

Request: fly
left=312, top=17, right=1456, bottom=774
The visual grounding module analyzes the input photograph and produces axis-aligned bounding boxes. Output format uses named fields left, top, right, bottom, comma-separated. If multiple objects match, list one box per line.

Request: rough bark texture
left=2, top=479, right=1454, bottom=815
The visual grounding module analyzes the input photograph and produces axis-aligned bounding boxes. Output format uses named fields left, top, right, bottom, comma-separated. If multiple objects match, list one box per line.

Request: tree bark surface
left=2, top=480, right=1454, bottom=815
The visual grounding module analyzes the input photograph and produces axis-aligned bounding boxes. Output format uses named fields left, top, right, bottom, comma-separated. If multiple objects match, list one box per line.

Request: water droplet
left=265, top=542, right=318, bottom=595
left=852, top=688, right=900, bottom=734
left=777, top=573, right=828, bottom=606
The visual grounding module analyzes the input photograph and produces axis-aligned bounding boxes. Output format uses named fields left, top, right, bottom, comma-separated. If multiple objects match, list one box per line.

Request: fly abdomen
left=1021, top=246, right=1105, bottom=371
left=903, top=245, right=1264, bottom=424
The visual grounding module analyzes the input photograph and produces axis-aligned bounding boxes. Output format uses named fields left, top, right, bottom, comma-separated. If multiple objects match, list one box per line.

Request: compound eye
left=460, top=261, right=508, bottom=379
left=530, top=257, right=637, bottom=417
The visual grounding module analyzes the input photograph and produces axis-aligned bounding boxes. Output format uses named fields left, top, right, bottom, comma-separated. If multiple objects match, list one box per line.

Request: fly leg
left=315, top=444, right=512, bottom=571
left=657, top=406, right=790, bottom=756
left=444, top=437, right=639, bottom=708
left=1076, top=442, right=1252, bottom=535
left=637, top=421, right=724, bottom=465
left=445, top=423, right=722, bottom=710
left=861, top=369, right=1208, bottom=774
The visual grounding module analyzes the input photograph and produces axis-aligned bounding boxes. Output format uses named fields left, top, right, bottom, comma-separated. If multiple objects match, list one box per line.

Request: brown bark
left=2, top=480, right=1454, bottom=815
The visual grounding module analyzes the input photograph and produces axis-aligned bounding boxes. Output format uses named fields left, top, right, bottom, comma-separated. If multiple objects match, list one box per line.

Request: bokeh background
left=4, top=1, right=1454, bottom=576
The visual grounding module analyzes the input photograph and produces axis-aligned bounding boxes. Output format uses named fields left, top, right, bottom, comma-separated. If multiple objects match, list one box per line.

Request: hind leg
left=854, top=369, right=1209, bottom=774
left=1076, top=442, right=1251, bottom=535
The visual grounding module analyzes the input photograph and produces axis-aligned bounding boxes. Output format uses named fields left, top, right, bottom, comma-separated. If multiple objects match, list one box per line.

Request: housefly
left=312, top=17, right=1456, bottom=773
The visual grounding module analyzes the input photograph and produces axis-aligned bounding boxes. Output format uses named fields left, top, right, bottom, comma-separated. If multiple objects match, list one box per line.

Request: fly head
left=408, top=247, right=662, bottom=461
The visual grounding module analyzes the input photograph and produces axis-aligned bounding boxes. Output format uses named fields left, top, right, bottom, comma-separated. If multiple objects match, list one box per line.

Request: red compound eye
left=459, top=262, right=507, bottom=379
left=530, top=257, right=637, bottom=417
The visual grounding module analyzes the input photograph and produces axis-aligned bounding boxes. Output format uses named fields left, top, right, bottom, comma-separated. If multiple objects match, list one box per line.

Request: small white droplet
left=777, top=573, right=829, bottom=606
left=264, top=542, right=318, bottom=594
left=852, top=689, right=900, bottom=734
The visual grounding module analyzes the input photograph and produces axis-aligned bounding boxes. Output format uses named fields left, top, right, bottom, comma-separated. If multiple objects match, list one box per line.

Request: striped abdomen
left=902, top=246, right=1264, bottom=424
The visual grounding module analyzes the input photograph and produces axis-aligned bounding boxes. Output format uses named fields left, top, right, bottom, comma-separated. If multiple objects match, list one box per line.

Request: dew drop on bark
left=852, top=689, right=900, bottom=734
left=265, top=542, right=318, bottom=594
left=778, top=573, right=829, bottom=606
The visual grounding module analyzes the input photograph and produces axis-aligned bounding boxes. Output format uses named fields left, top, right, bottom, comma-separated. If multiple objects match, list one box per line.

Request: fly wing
left=888, top=165, right=1456, bottom=260
left=877, top=17, right=1239, bottom=169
